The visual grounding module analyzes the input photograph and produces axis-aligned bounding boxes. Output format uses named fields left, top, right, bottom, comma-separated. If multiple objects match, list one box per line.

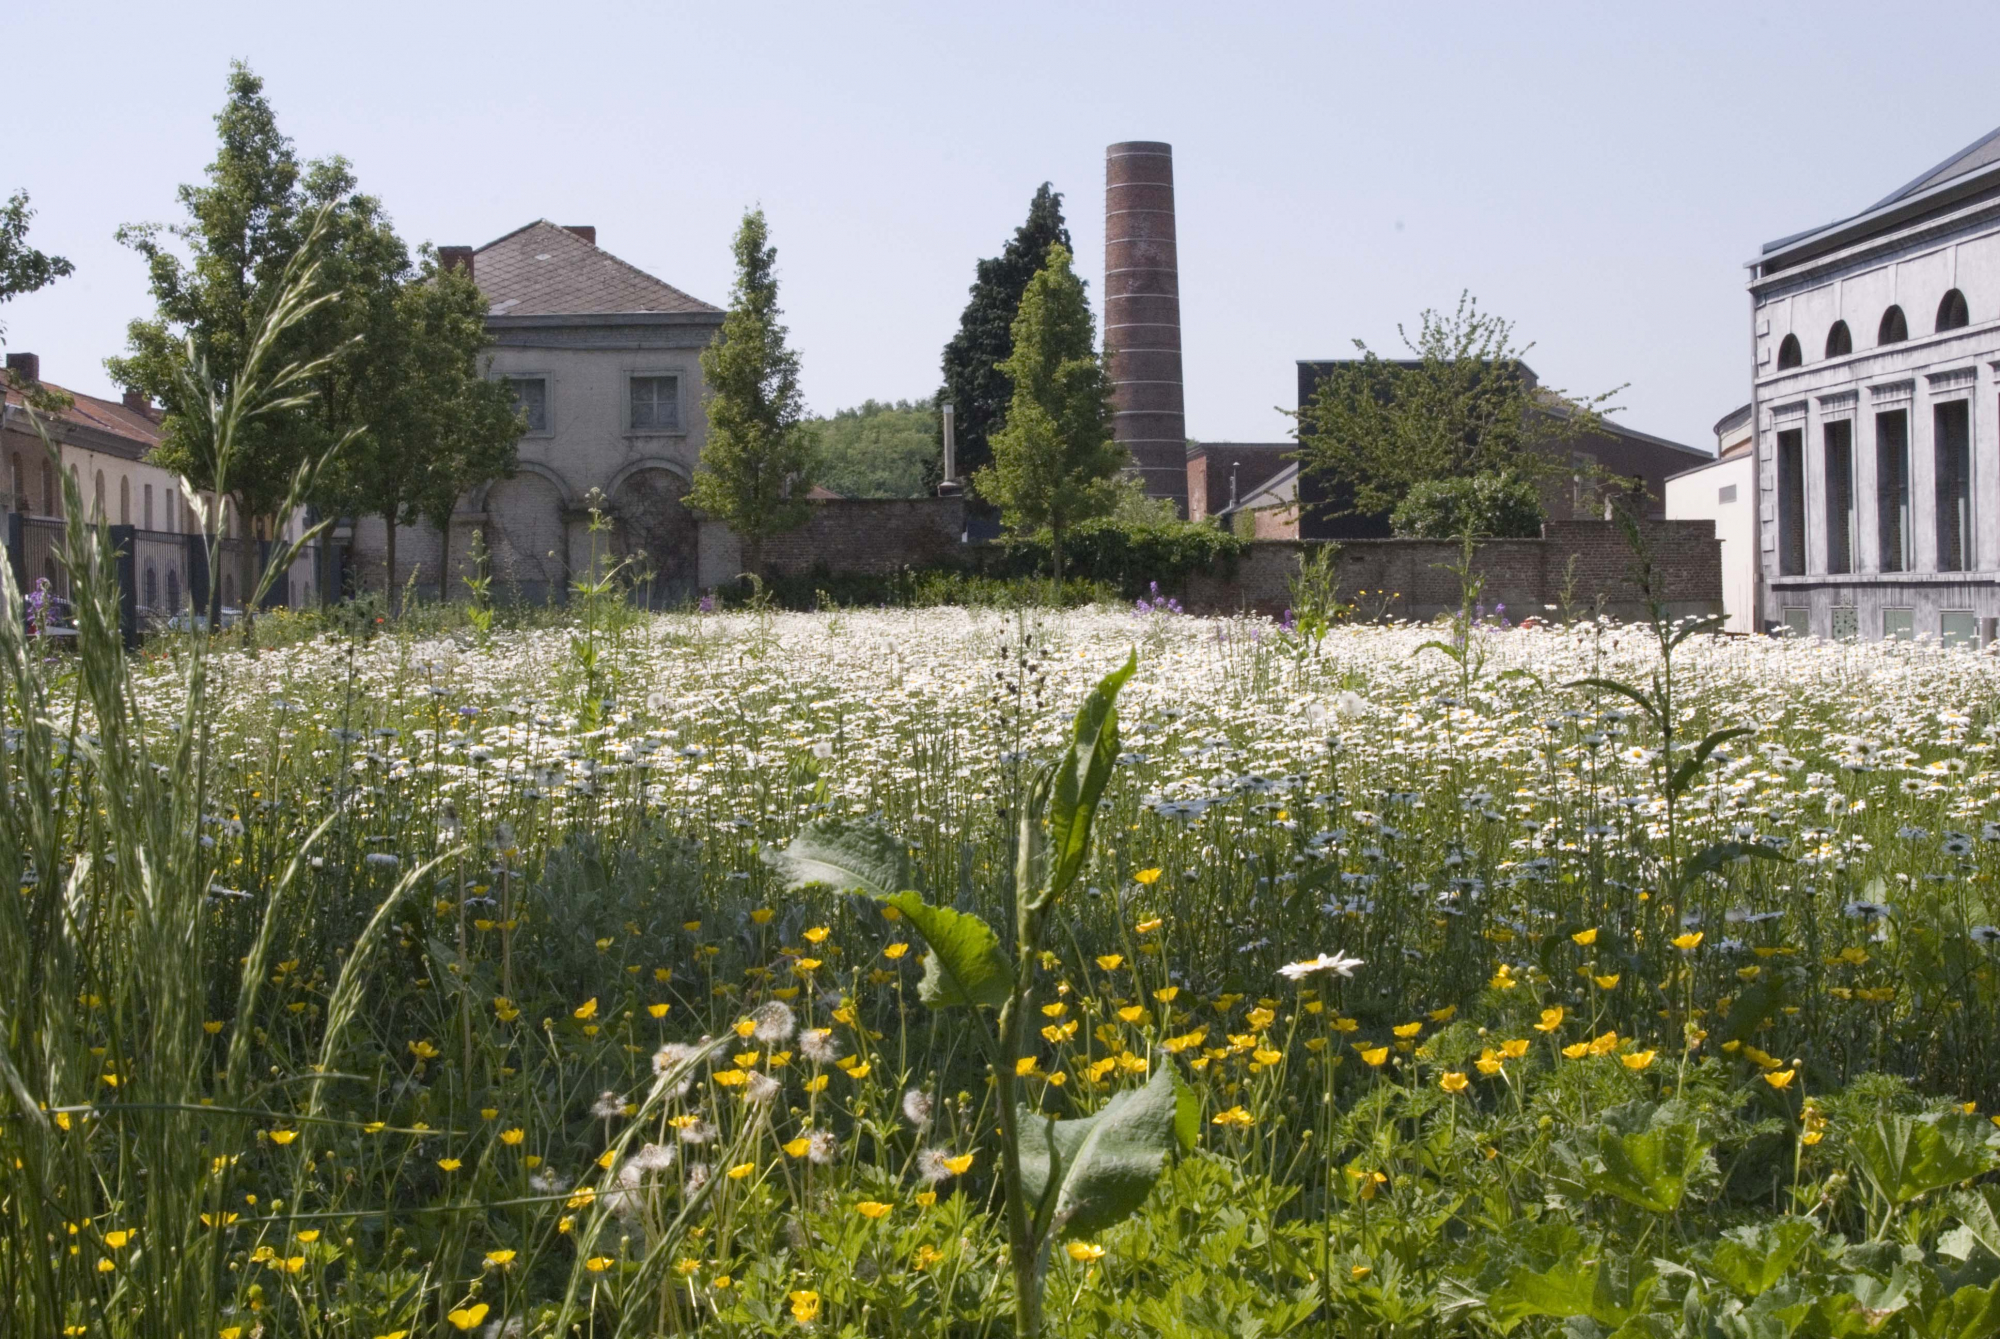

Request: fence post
left=184, top=533, right=211, bottom=627
left=4, top=511, right=21, bottom=594
left=109, top=524, right=138, bottom=650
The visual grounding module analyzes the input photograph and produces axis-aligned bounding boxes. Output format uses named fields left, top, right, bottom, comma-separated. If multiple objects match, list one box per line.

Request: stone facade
left=1749, top=126, right=2000, bottom=645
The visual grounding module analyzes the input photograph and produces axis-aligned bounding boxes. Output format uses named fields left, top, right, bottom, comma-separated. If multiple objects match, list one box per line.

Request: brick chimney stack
left=5, top=351, right=41, bottom=384
left=563, top=225, right=596, bottom=245
left=1105, top=141, right=1188, bottom=513
left=122, top=388, right=159, bottom=420
left=439, top=246, right=474, bottom=279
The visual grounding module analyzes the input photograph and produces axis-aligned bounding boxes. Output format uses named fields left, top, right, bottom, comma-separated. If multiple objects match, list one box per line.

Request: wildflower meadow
left=7, top=489, right=2000, bottom=1339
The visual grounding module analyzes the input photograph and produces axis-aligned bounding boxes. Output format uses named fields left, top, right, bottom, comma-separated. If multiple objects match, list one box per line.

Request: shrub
left=1389, top=469, right=1544, bottom=539
left=996, top=516, right=1248, bottom=596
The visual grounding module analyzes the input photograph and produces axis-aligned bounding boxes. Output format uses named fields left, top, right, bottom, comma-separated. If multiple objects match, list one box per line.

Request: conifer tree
left=937, top=184, right=1069, bottom=484
left=977, top=244, right=1121, bottom=583
left=689, top=209, right=816, bottom=579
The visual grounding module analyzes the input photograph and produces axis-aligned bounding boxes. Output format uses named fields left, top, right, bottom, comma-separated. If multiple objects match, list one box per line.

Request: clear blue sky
left=8, top=1, right=2000, bottom=453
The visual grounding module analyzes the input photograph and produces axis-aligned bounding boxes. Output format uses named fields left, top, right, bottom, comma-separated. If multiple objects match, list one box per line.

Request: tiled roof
left=3, top=379, right=162, bottom=453
left=473, top=221, right=720, bottom=318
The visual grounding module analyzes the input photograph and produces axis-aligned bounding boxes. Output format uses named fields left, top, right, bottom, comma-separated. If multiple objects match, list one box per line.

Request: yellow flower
left=1672, top=933, right=1703, bottom=952
left=1211, top=1105, right=1255, bottom=1128
left=484, top=1248, right=517, bottom=1268
left=1429, top=1005, right=1457, bottom=1022
left=1533, top=1006, right=1565, bottom=1032
left=267, top=1129, right=299, bottom=1146
left=1096, top=954, right=1125, bottom=971
left=804, top=1074, right=829, bottom=1094
left=1153, top=985, right=1178, bottom=1002
left=1562, top=1042, right=1590, bottom=1059
left=1622, top=1049, right=1657, bottom=1071
left=584, top=1256, right=615, bottom=1273
left=364, top=1121, right=386, bottom=1134
left=200, top=1212, right=240, bottom=1227
left=855, top=1200, right=892, bottom=1219
left=648, top=1003, right=670, bottom=1019
left=1134, top=868, right=1163, bottom=885
left=203, top=1020, right=224, bottom=1035
left=1594, top=974, right=1621, bottom=990
left=500, top=1127, right=525, bottom=1146
left=784, top=1136, right=812, bottom=1158
left=804, top=926, right=831, bottom=944
left=884, top=943, right=910, bottom=960
left=792, top=958, right=822, bottom=976
left=915, top=1190, right=937, bottom=1207
left=1475, top=1052, right=1504, bottom=1076
left=97, top=1258, right=116, bottom=1273
left=1358, top=1046, right=1389, bottom=1067
left=943, top=1152, right=975, bottom=1175
left=437, top=1158, right=462, bottom=1172
left=1572, top=928, right=1598, bottom=946
left=1764, top=1069, right=1797, bottom=1089
left=1067, top=1241, right=1106, bottom=1262
left=1136, top=918, right=1164, bottom=934
left=573, top=997, right=599, bottom=1021
left=676, top=1257, right=701, bottom=1275
left=713, top=1069, right=749, bottom=1087
left=447, top=1304, right=490, bottom=1331
left=1117, top=1005, right=1146, bottom=1023
left=1439, top=1071, right=1469, bottom=1094
left=1041, top=1020, right=1078, bottom=1043
left=1351, top=1265, right=1372, bottom=1280
left=1016, top=1056, right=1040, bottom=1076
left=727, top=1161, right=756, bottom=1180
left=103, top=1229, right=134, bottom=1249
left=1392, top=1021, right=1422, bottom=1039
left=789, top=1290, right=822, bottom=1323
left=296, top=1230, right=320, bottom=1244
left=567, top=1187, right=597, bottom=1209
left=1499, top=1038, right=1530, bottom=1059
left=1253, top=1047, right=1283, bottom=1067
left=407, top=1039, right=440, bottom=1059
left=845, top=1062, right=871, bottom=1080
left=751, top=908, right=775, bottom=924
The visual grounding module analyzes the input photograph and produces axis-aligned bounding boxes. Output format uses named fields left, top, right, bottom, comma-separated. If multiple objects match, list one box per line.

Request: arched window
left=40, top=461, right=54, bottom=516
left=119, top=476, right=131, bottom=525
left=93, top=470, right=105, bottom=520
left=1825, top=321, right=1852, bottom=357
left=1937, top=288, right=1969, bottom=332
left=143, top=564, right=158, bottom=609
left=1777, top=333, right=1802, bottom=369
left=7, top=451, right=20, bottom=508
left=166, top=568, right=180, bottom=613
left=1879, top=305, right=1908, bottom=344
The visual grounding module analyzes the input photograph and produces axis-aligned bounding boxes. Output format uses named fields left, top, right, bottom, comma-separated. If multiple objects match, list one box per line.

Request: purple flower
left=698, top=593, right=716, bottom=613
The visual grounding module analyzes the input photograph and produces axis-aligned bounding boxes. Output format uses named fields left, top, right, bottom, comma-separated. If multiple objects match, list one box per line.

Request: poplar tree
left=689, top=209, right=816, bottom=580
left=977, top=244, right=1121, bottom=583
left=0, top=189, right=74, bottom=342
left=937, top=184, right=1070, bottom=484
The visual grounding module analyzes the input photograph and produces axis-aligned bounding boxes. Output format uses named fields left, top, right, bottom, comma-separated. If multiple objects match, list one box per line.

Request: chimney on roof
left=439, top=246, right=474, bottom=280
left=122, top=388, right=153, bottom=417
left=563, top=225, right=596, bottom=246
left=5, top=352, right=41, bottom=384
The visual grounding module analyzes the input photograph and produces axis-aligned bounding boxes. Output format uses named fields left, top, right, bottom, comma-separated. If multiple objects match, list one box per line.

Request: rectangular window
left=506, top=377, right=550, bottom=434
left=1781, top=606, right=1811, bottom=637
left=1941, top=609, right=1979, bottom=647
left=1776, top=428, right=1806, bottom=576
left=1830, top=605, right=1858, bottom=641
left=1717, top=484, right=1737, bottom=504
left=1875, top=409, right=1909, bottom=572
left=144, top=483, right=154, bottom=531
left=1823, top=420, right=1854, bottom=574
left=1882, top=608, right=1914, bottom=640
left=1935, top=399, right=1971, bottom=571
left=630, top=375, right=681, bottom=432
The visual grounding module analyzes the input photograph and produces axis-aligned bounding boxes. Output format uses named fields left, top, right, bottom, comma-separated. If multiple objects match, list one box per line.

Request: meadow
left=6, top=546, right=2000, bottom=1336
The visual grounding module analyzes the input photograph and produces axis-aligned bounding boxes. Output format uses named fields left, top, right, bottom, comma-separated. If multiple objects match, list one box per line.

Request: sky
left=8, top=1, right=2000, bottom=454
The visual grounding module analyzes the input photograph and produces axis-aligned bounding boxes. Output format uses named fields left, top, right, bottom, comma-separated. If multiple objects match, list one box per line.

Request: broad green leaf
left=1717, top=976, right=1788, bottom=1047
left=1937, top=1278, right=2000, bottom=1339
left=1669, top=726, right=1754, bottom=799
left=1017, top=1059, right=1194, bottom=1242
left=1046, top=652, right=1136, bottom=901
left=1567, top=676, right=1662, bottom=730
left=1940, top=1187, right=2000, bottom=1262
left=1488, top=1256, right=1649, bottom=1330
left=1851, top=1114, right=1995, bottom=1208
left=880, top=890, right=1012, bottom=1010
left=1678, top=840, right=1789, bottom=891
left=762, top=818, right=920, bottom=901
left=1709, top=1219, right=1818, bottom=1297
left=1585, top=1101, right=1713, bottom=1215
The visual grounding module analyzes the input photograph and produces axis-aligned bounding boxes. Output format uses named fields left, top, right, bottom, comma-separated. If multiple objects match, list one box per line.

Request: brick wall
left=1184, top=520, right=1721, bottom=620
left=760, top=497, right=968, bottom=576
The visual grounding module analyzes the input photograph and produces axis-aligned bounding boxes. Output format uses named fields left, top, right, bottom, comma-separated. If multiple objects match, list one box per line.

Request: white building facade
left=1664, top=406, right=1755, bottom=632
left=1749, top=128, right=2000, bottom=644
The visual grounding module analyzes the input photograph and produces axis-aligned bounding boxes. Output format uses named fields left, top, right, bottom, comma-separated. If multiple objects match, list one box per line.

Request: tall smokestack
left=1105, top=141, right=1187, bottom=513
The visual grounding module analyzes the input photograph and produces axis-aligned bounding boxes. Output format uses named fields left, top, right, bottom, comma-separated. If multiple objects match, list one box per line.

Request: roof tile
left=473, top=221, right=720, bottom=317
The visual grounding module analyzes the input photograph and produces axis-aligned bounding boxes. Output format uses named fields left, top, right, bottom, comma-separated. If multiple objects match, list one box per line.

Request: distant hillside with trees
left=809, top=398, right=935, bottom=498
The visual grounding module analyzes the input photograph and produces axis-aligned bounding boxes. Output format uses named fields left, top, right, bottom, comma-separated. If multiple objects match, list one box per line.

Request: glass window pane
left=1875, top=410, right=1908, bottom=573
left=1777, top=429, right=1806, bottom=576
left=1934, top=400, right=1971, bottom=571
left=1823, top=420, right=1853, bottom=574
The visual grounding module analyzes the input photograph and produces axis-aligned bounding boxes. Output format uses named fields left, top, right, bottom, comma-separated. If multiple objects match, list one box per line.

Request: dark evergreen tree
left=935, top=183, right=1070, bottom=486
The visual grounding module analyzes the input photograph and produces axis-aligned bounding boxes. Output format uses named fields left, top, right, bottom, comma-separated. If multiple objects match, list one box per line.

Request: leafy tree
left=108, top=62, right=388, bottom=619
left=331, top=251, right=522, bottom=609
left=1390, top=469, right=1545, bottom=539
left=810, top=398, right=935, bottom=498
left=689, top=209, right=816, bottom=578
left=976, top=244, right=1121, bottom=583
left=1294, top=293, right=1619, bottom=522
left=937, top=184, right=1070, bottom=485
left=0, top=189, right=74, bottom=343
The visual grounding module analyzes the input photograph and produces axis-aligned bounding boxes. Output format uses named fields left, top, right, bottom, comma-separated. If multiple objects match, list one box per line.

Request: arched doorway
left=485, top=472, right=569, bottom=606
left=606, top=466, right=697, bottom=607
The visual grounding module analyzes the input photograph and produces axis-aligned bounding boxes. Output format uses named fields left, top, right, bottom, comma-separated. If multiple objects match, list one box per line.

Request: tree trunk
left=743, top=535, right=763, bottom=595
left=1050, top=519, right=1064, bottom=588
left=383, top=511, right=399, bottom=616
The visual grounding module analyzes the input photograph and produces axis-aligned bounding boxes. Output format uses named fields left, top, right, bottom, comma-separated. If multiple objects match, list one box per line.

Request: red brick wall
left=760, top=498, right=967, bottom=576
left=1184, top=520, right=1721, bottom=621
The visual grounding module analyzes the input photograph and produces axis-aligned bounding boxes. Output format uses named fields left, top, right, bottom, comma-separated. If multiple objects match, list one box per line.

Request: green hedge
left=988, top=517, right=1248, bottom=595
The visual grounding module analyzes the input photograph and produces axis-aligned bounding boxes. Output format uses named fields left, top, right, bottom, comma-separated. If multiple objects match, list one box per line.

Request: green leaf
left=880, top=890, right=1012, bottom=1010
left=1017, top=1059, right=1194, bottom=1243
left=1567, top=677, right=1662, bottom=731
left=1937, top=1278, right=2000, bottom=1339
left=1668, top=726, right=1754, bottom=800
left=1488, top=1255, right=1654, bottom=1330
left=1940, top=1187, right=2000, bottom=1262
left=1850, top=1114, right=1996, bottom=1208
left=1045, top=652, right=1136, bottom=902
left=1717, top=976, right=1788, bottom=1048
left=1669, top=614, right=1728, bottom=650
left=1584, top=1101, right=1713, bottom=1215
left=1678, top=840, right=1789, bottom=891
left=1709, top=1219, right=1818, bottom=1297
left=762, top=817, right=920, bottom=901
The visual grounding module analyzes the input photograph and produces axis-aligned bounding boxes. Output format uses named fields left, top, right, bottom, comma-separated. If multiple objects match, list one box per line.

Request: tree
left=0, top=189, right=74, bottom=343
left=1293, top=293, right=1619, bottom=523
left=810, top=399, right=934, bottom=498
left=1389, top=469, right=1545, bottom=539
left=689, top=209, right=816, bottom=579
left=108, top=62, right=387, bottom=622
left=331, top=251, right=522, bottom=609
left=937, top=184, right=1070, bottom=486
left=976, top=244, right=1122, bottom=583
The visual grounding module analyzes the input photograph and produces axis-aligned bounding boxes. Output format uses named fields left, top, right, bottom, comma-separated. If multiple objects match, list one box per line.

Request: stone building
left=1664, top=405, right=1756, bottom=631
left=348, top=221, right=728, bottom=606
left=1749, top=126, right=2000, bottom=644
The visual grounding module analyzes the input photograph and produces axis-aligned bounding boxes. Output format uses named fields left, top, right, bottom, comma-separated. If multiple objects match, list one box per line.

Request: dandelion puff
left=752, top=1000, right=797, bottom=1044
left=902, top=1088, right=934, bottom=1129
left=807, top=1129, right=839, bottom=1165
left=591, top=1091, right=625, bottom=1121
left=917, top=1148, right=953, bottom=1183
left=745, top=1071, right=781, bottom=1104
left=529, top=1170, right=571, bottom=1196
left=800, top=1028, right=841, bottom=1065
left=483, top=1317, right=524, bottom=1339
left=630, top=1142, right=676, bottom=1175
left=678, top=1118, right=718, bottom=1145
left=685, top=1162, right=712, bottom=1192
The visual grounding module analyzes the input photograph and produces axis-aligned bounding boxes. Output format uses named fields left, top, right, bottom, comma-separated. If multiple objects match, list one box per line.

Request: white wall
left=1665, top=454, right=1755, bottom=632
